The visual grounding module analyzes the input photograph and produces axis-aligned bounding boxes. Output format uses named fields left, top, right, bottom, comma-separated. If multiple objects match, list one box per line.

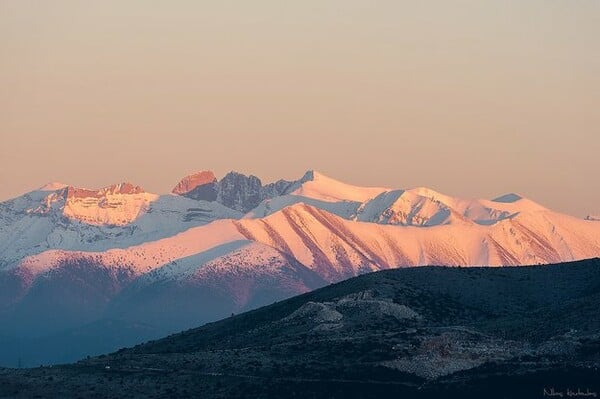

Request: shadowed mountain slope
left=1, top=258, right=599, bottom=398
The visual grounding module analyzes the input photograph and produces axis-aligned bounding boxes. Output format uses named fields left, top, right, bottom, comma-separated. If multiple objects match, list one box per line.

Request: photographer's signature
left=544, top=388, right=598, bottom=397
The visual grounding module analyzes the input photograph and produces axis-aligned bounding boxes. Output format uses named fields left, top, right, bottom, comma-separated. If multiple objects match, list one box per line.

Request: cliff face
left=171, top=171, right=218, bottom=196
left=216, top=172, right=263, bottom=212
left=24, top=183, right=154, bottom=226
left=175, top=171, right=298, bottom=213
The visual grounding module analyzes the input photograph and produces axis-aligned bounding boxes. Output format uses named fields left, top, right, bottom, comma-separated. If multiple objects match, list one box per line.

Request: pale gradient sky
left=1, top=1, right=598, bottom=217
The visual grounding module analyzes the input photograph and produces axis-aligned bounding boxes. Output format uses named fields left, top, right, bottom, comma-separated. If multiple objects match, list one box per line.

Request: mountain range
left=1, top=169, right=599, bottom=366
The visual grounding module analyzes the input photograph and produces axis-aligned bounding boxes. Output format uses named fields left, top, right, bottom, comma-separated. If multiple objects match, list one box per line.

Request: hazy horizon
left=2, top=1, right=599, bottom=217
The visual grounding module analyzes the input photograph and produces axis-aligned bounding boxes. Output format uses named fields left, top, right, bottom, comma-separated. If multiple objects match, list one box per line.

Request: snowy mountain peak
left=406, top=187, right=448, bottom=201
left=299, top=170, right=346, bottom=183
left=289, top=170, right=390, bottom=203
left=172, top=171, right=217, bottom=195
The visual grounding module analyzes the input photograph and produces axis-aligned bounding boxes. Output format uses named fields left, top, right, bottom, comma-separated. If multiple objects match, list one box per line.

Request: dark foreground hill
left=1, top=259, right=600, bottom=398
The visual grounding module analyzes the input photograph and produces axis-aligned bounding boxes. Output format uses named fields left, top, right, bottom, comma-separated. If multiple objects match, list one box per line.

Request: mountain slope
left=108, top=242, right=327, bottom=333
left=2, top=258, right=599, bottom=398
left=237, top=203, right=600, bottom=275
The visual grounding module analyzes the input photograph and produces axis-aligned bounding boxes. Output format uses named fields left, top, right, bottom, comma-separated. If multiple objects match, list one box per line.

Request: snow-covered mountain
left=0, top=182, right=241, bottom=266
left=0, top=169, right=599, bottom=365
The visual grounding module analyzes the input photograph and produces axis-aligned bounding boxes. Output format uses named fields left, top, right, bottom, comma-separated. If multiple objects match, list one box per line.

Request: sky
left=1, top=1, right=598, bottom=217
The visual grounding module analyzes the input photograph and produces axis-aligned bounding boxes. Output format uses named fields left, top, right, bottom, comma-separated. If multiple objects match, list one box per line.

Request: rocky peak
left=301, top=170, right=315, bottom=182
left=173, top=169, right=321, bottom=213
left=261, top=170, right=318, bottom=198
left=217, top=172, right=264, bottom=212
left=172, top=171, right=217, bottom=195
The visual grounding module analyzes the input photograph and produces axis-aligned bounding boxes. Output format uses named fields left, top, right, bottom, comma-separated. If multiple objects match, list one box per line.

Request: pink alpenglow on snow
left=5, top=169, right=600, bottom=286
